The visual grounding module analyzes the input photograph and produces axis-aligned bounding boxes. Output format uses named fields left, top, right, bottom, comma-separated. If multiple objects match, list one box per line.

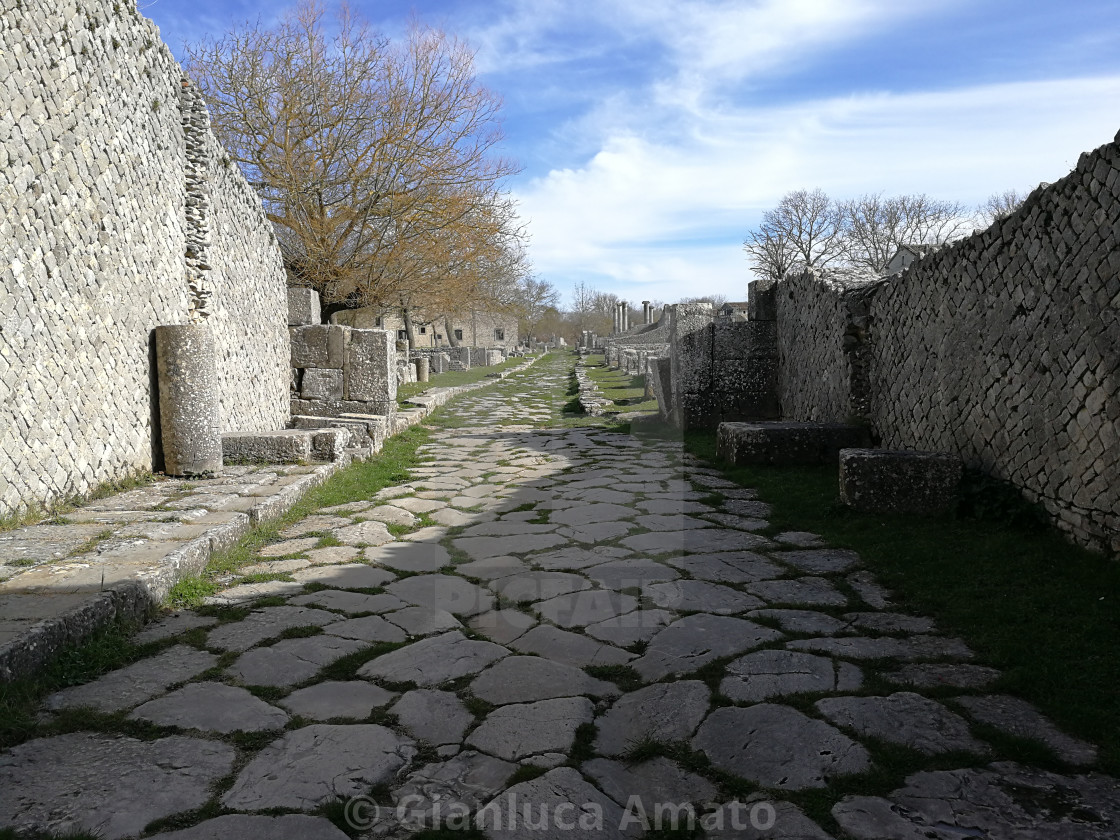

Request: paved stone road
left=2, top=354, right=1118, bottom=839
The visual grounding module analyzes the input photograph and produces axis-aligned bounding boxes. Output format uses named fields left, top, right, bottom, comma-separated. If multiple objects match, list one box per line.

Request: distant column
left=642, top=301, right=651, bottom=324
left=621, top=302, right=629, bottom=332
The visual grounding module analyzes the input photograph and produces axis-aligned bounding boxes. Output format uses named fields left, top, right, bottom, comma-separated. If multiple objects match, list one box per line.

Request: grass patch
left=396, top=357, right=526, bottom=405
left=0, top=469, right=158, bottom=534
left=585, top=664, right=645, bottom=693
left=684, top=429, right=1120, bottom=775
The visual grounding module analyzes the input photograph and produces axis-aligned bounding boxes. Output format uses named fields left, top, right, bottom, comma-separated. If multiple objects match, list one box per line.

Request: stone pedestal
left=839, top=449, right=962, bottom=515
left=155, top=324, right=222, bottom=476
left=415, top=357, right=430, bottom=382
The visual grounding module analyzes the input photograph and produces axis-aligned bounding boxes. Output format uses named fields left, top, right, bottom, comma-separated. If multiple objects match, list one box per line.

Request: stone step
left=717, top=421, right=872, bottom=465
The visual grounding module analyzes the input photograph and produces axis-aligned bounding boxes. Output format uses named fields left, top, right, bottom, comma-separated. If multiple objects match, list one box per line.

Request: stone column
left=155, top=324, right=222, bottom=476
left=613, top=304, right=620, bottom=334
left=415, top=357, right=430, bottom=382
left=643, top=301, right=651, bottom=324
left=621, top=302, right=629, bottom=332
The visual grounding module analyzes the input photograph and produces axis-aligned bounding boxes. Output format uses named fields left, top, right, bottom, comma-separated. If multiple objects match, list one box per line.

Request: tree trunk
left=445, top=317, right=459, bottom=347
left=401, top=305, right=418, bottom=347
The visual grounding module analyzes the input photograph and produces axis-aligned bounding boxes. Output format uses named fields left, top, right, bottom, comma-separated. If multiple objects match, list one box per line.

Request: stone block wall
left=290, top=323, right=396, bottom=418
left=0, top=0, right=289, bottom=518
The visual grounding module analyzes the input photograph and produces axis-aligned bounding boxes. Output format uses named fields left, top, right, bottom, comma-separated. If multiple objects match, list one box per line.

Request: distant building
left=883, top=244, right=942, bottom=276
left=716, top=301, right=750, bottom=323
left=330, top=305, right=519, bottom=351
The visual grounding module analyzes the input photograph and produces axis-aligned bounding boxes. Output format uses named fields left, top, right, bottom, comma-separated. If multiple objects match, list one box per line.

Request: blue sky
left=144, top=0, right=1120, bottom=306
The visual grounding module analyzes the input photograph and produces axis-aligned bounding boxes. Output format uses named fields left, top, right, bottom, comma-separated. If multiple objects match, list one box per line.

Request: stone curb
left=0, top=355, right=543, bottom=683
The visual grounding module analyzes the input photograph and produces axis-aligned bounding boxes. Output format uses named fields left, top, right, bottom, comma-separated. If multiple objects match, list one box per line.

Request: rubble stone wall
left=0, top=0, right=289, bottom=518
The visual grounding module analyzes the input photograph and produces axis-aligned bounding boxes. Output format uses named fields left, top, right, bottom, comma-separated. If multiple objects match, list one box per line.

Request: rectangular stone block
left=470, top=348, right=488, bottom=367
left=290, top=325, right=347, bottom=369
left=291, top=414, right=388, bottom=453
left=716, top=421, right=872, bottom=466
left=486, top=349, right=503, bottom=366
left=301, top=368, right=343, bottom=400
left=839, top=448, right=963, bottom=515
left=344, top=329, right=396, bottom=412
left=221, top=430, right=313, bottom=464
left=747, top=279, right=777, bottom=321
left=713, top=321, right=777, bottom=361
left=287, top=287, right=321, bottom=326
left=311, top=428, right=349, bottom=462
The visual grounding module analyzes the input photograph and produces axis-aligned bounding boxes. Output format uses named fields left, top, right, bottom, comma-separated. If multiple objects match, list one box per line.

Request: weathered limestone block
left=839, top=449, right=962, bottom=515
left=747, top=279, right=778, bottom=321
left=291, top=414, right=388, bottom=453
left=287, top=287, right=321, bottom=326
left=222, top=430, right=313, bottom=463
left=290, top=326, right=347, bottom=369
left=344, top=329, right=395, bottom=412
left=415, top=357, right=430, bottom=383
left=301, top=369, right=344, bottom=401
left=717, top=422, right=872, bottom=466
left=486, top=349, right=503, bottom=366
left=469, top=348, right=488, bottom=368
left=311, top=429, right=350, bottom=462
left=156, top=324, right=223, bottom=476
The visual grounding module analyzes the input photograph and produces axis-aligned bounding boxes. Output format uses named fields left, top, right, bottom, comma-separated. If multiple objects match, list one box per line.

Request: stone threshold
left=0, top=354, right=543, bottom=683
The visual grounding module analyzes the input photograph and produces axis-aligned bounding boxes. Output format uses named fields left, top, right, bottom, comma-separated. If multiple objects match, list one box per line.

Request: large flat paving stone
left=721, top=650, right=863, bottom=702
left=324, top=614, right=408, bottom=643
left=594, top=681, right=711, bottom=757
left=664, top=551, right=784, bottom=583
left=384, top=606, right=462, bottom=636
left=623, top=529, right=772, bottom=555
left=816, top=693, right=989, bottom=755
left=332, top=520, right=395, bottom=547
left=222, top=724, right=414, bottom=811
left=772, top=548, right=861, bottom=574
left=585, top=558, right=680, bottom=590
left=704, top=800, right=835, bottom=839
left=584, top=609, right=674, bottom=647
left=226, top=635, right=368, bottom=687
left=491, top=571, right=592, bottom=602
left=45, top=646, right=218, bottom=713
left=456, top=555, right=529, bottom=580
left=789, top=635, right=973, bottom=661
left=280, top=681, right=397, bottom=721
left=466, top=697, right=594, bottom=761
left=393, top=751, right=516, bottom=831
left=550, top=503, right=636, bottom=526
left=954, top=695, right=1098, bottom=765
left=206, top=606, right=339, bottom=652
left=631, top=614, right=784, bottom=680
left=747, top=576, right=848, bottom=607
left=470, top=656, right=618, bottom=704
left=390, top=689, right=474, bottom=746
left=357, top=631, right=509, bottom=686
left=584, top=757, right=717, bottom=819
left=882, top=662, right=1002, bottom=689
left=469, top=608, right=538, bottom=644
left=747, top=609, right=849, bottom=635
left=148, top=814, right=349, bottom=840
left=387, top=574, right=496, bottom=617
left=693, top=705, right=871, bottom=790
left=0, top=733, right=236, bottom=840
left=478, top=766, right=639, bottom=839
left=534, top=589, right=639, bottom=628
left=453, top=534, right=567, bottom=560
left=832, top=762, right=1120, bottom=840
left=510, top=625, right=634, bottom=667
left=129, top=682, right=289, bottom=732
left=644, top=580, right=764, bottom=614
left=291, top=589, right=407, bottom=614
left=133, top=611, right=218, bottom=644
left=291, top=563, right=395, bottom=589
left=364, top=542, right=451, bottom=573
left=354, top=506, right=419, bottom=527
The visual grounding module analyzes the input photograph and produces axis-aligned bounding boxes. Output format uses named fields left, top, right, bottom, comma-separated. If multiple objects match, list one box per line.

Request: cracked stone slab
left=206, top=606, right=341, bottom=652
left=257, top=537, right=321, bottom=558
left=704, top=799, right=835, bottom=839
left=332, top=520, right=395, bottom=547
left=363, top=542, right=451, bottom=573
left=789, top=635, right=973, bottom=661
left=634, top=514, right=715, bottom=531
left=594, top=681, right=711, bottom=757
left=585, top=756, right=718, bottom=815
left=305, top=546, right=361, bottom=565
left=242, top=558, right=312, bottom=576
left=703, top=512, right=770, bottom=531
left=882, top=663, right=1002, bottom=689
left=490, top=571, right=591, bottom=603
left=205, top=579, right=305, bottom=604
left=280, top=516, right=355, bottom=538
left=644, top=580, right=764, bottom=614
left=357, top=631, right=508, bottom=686
left=280, top=681, right=397, bottom=721
left=847, top=570, right=894, bottom=608
left=290, top=589, right=405, bottom=615
left=832, top=762, right=1120, bottom=840
left=584, top=559, right=680, bottom=590
left=353, top=506, right=419, bottom=527
left=774, top=531, right=827, bottom=548
left=469, top=609, right=538, bottom=644
left=456, top=555, right=528, bottom=580
left=584, top=609, right=675, bottom=647
left=387, top=574, right=496, bottom=616
left=631, top=614, right=784, bottom=680
left=222, top=724, right=414, bottom=811
left=747, top=609, right=849, bottom=635
left=129, top=682, right=289, bottom=733
left=466, top=696, right=595, bottom=761
left=393, top=751, right=516, bottom=831
left=226, top=635, right=368, bottom=687
left=291, top=563, right=395, bottom=589
left=816, top=693, right=989, bottom=756
left=133, top=611, right=218, bottom=644
left=510, top=625, right=634, bottom=667
left=45, top=646, right=218, bottom=713
left=723, top=499, right=772, bottom=517
left=384, top=606, right=462, bottom=636
left=534, top=589, right=639, bottom=628
left=622, top=529, right=772, bottom=555
left=530, top=547, right=614, bottom=570
left=0, top=734, right=236, bottom=839
left=148, top=814, right=350, bottom=839
left=721, top=650, right=863, bottom=702
left=843, top=612, right=936, bottom=634
left=478, top=766, right=639, bottom=839
left=550, top=503, right=636, bottom=526
left=323, top=615, right=408, bottom=643
left=772, top=549, right=861, bottom=574
left=471, top=656, right=618, bottom=704
left=693, top=704, right=871, bottom=791
left=664, top=551, right=785, bottom=583
left=747, top=576, right=848, bottom=607
left=393, top=496, right=446, bottom=514
left=954, top=695, right=1098, bottom=765
left=390, top=689, right=474, bottom=745
left=453, top=533, right=568, bottom=560
left=460, top=521, right=559, bottom=537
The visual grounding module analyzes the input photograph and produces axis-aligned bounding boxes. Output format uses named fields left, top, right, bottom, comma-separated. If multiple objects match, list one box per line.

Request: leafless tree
left=840, top=193, right=970, bottom=274
left=977, top=188, right=1027, bottom=228
left=743, top=188, right=845, bottom=281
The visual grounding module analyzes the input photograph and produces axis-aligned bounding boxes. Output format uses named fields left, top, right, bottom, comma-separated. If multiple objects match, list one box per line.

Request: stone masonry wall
left=0, top=0, right=289, bottom=517
left=771, top=133, right=1120, bottom=554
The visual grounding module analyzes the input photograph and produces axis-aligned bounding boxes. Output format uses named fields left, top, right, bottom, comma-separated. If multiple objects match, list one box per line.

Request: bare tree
left=840, top=193, right=970, bottom=274
left=743, top=189, right=845, bottom=281
left=977, top=189, right=1027, bottom=228
left=511, top=277, right=560, bottom=344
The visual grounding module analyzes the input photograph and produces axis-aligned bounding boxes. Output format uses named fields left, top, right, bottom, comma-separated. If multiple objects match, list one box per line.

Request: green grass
left=396, top=356, right=528, bottom=405
left=583, top=360, right=658, bottom=414
left=684, top=429, right=1120, bottom=776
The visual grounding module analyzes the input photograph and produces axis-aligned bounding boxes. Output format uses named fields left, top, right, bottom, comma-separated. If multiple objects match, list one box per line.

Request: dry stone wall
left=0, top=0, right=289, bottom=518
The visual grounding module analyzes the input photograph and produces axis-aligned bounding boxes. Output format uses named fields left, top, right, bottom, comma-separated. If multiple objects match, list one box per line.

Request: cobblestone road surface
left=2, top=355, right=1118, bottom=839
